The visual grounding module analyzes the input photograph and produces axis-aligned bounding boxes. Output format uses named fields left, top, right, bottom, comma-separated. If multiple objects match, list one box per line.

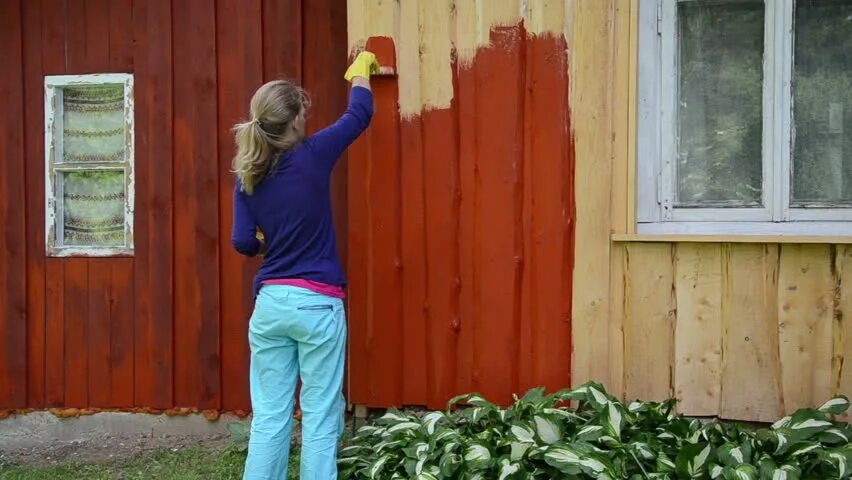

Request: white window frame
left=637, top=0, right=852, bottom=236
left=45, top=73, right=135, bottom=256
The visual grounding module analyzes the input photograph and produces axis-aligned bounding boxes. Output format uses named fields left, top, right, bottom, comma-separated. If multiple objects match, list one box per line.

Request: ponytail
left=233, top=80, right=310, bottom=194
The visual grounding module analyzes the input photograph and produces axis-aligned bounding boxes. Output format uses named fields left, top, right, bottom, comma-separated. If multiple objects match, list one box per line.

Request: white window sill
left=615, top=221, right=852, bottom=244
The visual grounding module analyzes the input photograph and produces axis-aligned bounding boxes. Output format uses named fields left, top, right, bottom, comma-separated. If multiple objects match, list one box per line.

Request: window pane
left=677, top=1, right=765, bottom=207
left=62, top=84, right=126, bottom=163
left=62, top=170, right=125, bottom=247
left=791, top=0, right=852, bottom=206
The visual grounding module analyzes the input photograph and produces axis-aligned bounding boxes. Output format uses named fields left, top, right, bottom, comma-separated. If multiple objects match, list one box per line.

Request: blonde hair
left=233, top=80, right=310, bottom=194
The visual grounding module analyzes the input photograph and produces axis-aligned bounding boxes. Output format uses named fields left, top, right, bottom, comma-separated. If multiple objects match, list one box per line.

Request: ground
left=0, top=429, right=300, bottom=479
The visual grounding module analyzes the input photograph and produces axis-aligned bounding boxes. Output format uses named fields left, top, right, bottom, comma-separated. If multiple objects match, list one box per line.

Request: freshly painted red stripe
left=262, top=0, right=302, bottom=82
left=347, top=24, right=575, bottom=409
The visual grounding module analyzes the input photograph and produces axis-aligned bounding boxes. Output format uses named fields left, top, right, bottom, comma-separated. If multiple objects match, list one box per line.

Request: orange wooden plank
left=109, top=259, right=134, bottom=407
left=262, top=0, right=301, bottom=82
left=132, top=0, right=174, bottom=409
left=455, top=56, right=477, bottom=402
left=41, top=0, right=66, bottom=407
left=365, top=74, right=404, bottom=406
left=88, top=259, right=113, bottom=407
left=421, top=106, right=461, bottom=408
left=347, top=124, right=370, bottom=405
left=23, top=0, right=47, bottom=408
left=399, top=116, right=429, bottom=405
left=64, top=258, right=89, bottom=407
left=172, top=0, right=221, bottom=410
left=523, top=33, right=573, bottom=393
left=217, top=0, right=263, bottom=413
left=472, top=27, right=525, bottom=405
left=0, top=0, right=28, bottom=409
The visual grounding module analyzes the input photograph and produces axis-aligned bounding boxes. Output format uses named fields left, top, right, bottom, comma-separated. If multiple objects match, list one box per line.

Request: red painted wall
left=347, top=28, right=576, bottom=409
left=0, top=0, right=348, bottom=413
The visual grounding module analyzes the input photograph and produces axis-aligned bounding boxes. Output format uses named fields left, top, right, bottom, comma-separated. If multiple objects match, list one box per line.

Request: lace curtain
left=60, top=85, right=126, bottom=247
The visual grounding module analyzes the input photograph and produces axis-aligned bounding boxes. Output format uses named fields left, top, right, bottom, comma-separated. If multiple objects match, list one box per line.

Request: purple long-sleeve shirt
left=231, top=86, right=373, bottom=297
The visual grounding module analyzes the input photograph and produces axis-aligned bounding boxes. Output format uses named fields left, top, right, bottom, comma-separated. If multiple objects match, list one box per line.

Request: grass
left=0, top=445, right=300, bottom=480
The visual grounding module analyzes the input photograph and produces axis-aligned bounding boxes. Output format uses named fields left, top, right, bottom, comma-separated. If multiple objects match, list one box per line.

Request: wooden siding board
left=624, top=243, right=675, bottom=401
left=172, top=0, right=221, bottom=410
left=110, top=258, right=134, bottom=407
left=217, top=0, right=263, bottom=414
left=88, top=259, right=113, bottom=407
left=132, top=0, right=174, bottom=409
left=23, top=0, right=47, bottom=408
left=720, top=244, right=784, bottom=422
left=837, top=246, right=852, bottom=420
left=777, top=245, right=834, bottom=413
left=0, top=0, right=28, bottom=409
left=673, top=243, right=723, bottom=416
left=64, top=258, right=89, bottom=407
left=262, top=0, right=302, bottom=82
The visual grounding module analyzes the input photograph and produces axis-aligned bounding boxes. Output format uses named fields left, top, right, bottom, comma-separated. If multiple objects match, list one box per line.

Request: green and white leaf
left=533, top=415, right=562, bottom=445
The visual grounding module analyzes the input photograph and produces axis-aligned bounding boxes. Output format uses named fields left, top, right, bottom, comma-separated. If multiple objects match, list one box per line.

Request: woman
left=231, top=51, right=380, bottom=480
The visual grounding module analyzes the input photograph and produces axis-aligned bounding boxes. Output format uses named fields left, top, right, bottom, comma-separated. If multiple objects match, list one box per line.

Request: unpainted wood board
left=720, top=244, right=783, bottom=422
left=608, top=244, right=626, bottom=399
left=570, top=0, right=615, bottom=388
left=777, top=244, right=834, bottom=413
left=834, top=246, right=852, bottom=421
left=673, top=243, right=723, bottom=416
left=624, top=243, right=675, bottom=401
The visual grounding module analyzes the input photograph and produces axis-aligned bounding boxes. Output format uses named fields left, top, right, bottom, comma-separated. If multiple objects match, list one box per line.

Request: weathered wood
left=777, top=245, right=834, bottom=413
left=624, top=243, right=675, bottom=401
left=720, top=244, right=784, bottom=421
left=674, top=243, right=723, bottom=416
left=834, top=246, right=852, bottom=420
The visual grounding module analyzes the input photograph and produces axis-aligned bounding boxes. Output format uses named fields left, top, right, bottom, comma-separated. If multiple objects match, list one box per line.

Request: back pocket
left=297, top=304, right=333, bottom=311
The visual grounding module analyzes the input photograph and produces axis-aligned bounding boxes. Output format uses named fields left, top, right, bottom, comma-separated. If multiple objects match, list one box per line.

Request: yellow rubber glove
left=344, top=51, right=380, bottom=82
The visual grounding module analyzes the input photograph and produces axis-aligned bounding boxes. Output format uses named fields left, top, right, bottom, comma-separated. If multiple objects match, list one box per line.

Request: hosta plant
left=338, top=382, right=851, bottom=479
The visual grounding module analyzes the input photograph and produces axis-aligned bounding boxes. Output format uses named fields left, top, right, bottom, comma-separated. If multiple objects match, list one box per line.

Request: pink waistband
left=261, top=279, right=346, bottom=299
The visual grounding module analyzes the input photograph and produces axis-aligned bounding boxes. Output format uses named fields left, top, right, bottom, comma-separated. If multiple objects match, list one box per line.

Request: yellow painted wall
left=572, top=0, right=852, bottom=421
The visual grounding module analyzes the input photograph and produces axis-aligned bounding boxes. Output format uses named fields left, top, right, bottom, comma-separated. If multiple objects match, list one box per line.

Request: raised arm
left=304, top=52, right=380, bottom=169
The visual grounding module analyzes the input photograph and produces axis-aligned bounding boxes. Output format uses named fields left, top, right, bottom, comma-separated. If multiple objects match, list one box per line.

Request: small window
left=45, top=74, right=134, bottom=256
left=637, top=0, right=852, bottom=236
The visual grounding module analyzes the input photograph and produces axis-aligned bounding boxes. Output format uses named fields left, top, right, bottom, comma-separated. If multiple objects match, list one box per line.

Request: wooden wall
left=0, top=0, right=349, bottom=412
left=572, top=0, right=851, bottom=422
left=346, top=0, right=575, bottom=409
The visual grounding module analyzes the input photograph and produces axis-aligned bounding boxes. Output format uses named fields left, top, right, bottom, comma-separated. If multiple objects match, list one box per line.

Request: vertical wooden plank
left=523, top=30, right=573, bottom=394
left=217, top=0, right=263, bottom=413
left=109, top=258, right=134, bottom=407
left=23, top=0, right=47, bottom=408
left=107, top=0, right=135, bottom=409
left=347, top=121, right=370, bottom=405
left=362, top=72, right=404, bottom=406
left=173, top=0, right=220, bottom=409
left=64, top=258, right=89, bottom=407
left=623, top=243, right=675, bottom=401
left=454, top=0, right=477, bottom=400
left=420, top=0, right=461, bottom=408
left=570, top=0, right=615, bottom=389
left=610, top=0, right=631, bottom=234
left=88, top=259, right=113, bottom=407
left=42, top=0, right=66, bottom=406
left=777, top=244, right=834, bottom=412
left=0, top=0, right=28, bottom=409
left=472, top=25, right=525, bottom=405
left=674, top=243, right=723, bottom=416
left=836, top=246, right=852, bottom=420
left=132, top=0, right=174, bottom=409
left=720, top=244, right=783, bottom=422
left=262, top=0, right=302, bottom=82
left=608, top=244, right=625, bottom=398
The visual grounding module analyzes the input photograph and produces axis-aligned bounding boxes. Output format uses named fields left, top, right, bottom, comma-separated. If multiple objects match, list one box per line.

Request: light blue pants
left=243, top=285, right=347, bottom=480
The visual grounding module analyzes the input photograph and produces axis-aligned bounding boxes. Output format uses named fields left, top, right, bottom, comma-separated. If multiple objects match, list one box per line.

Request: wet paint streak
left=347, top=27, right=575, bottom=408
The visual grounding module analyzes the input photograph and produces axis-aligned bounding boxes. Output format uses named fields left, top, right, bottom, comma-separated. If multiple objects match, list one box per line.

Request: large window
left=637, top=0, right=852, bottom=235
left=45, top=74, right=134, bottom=256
